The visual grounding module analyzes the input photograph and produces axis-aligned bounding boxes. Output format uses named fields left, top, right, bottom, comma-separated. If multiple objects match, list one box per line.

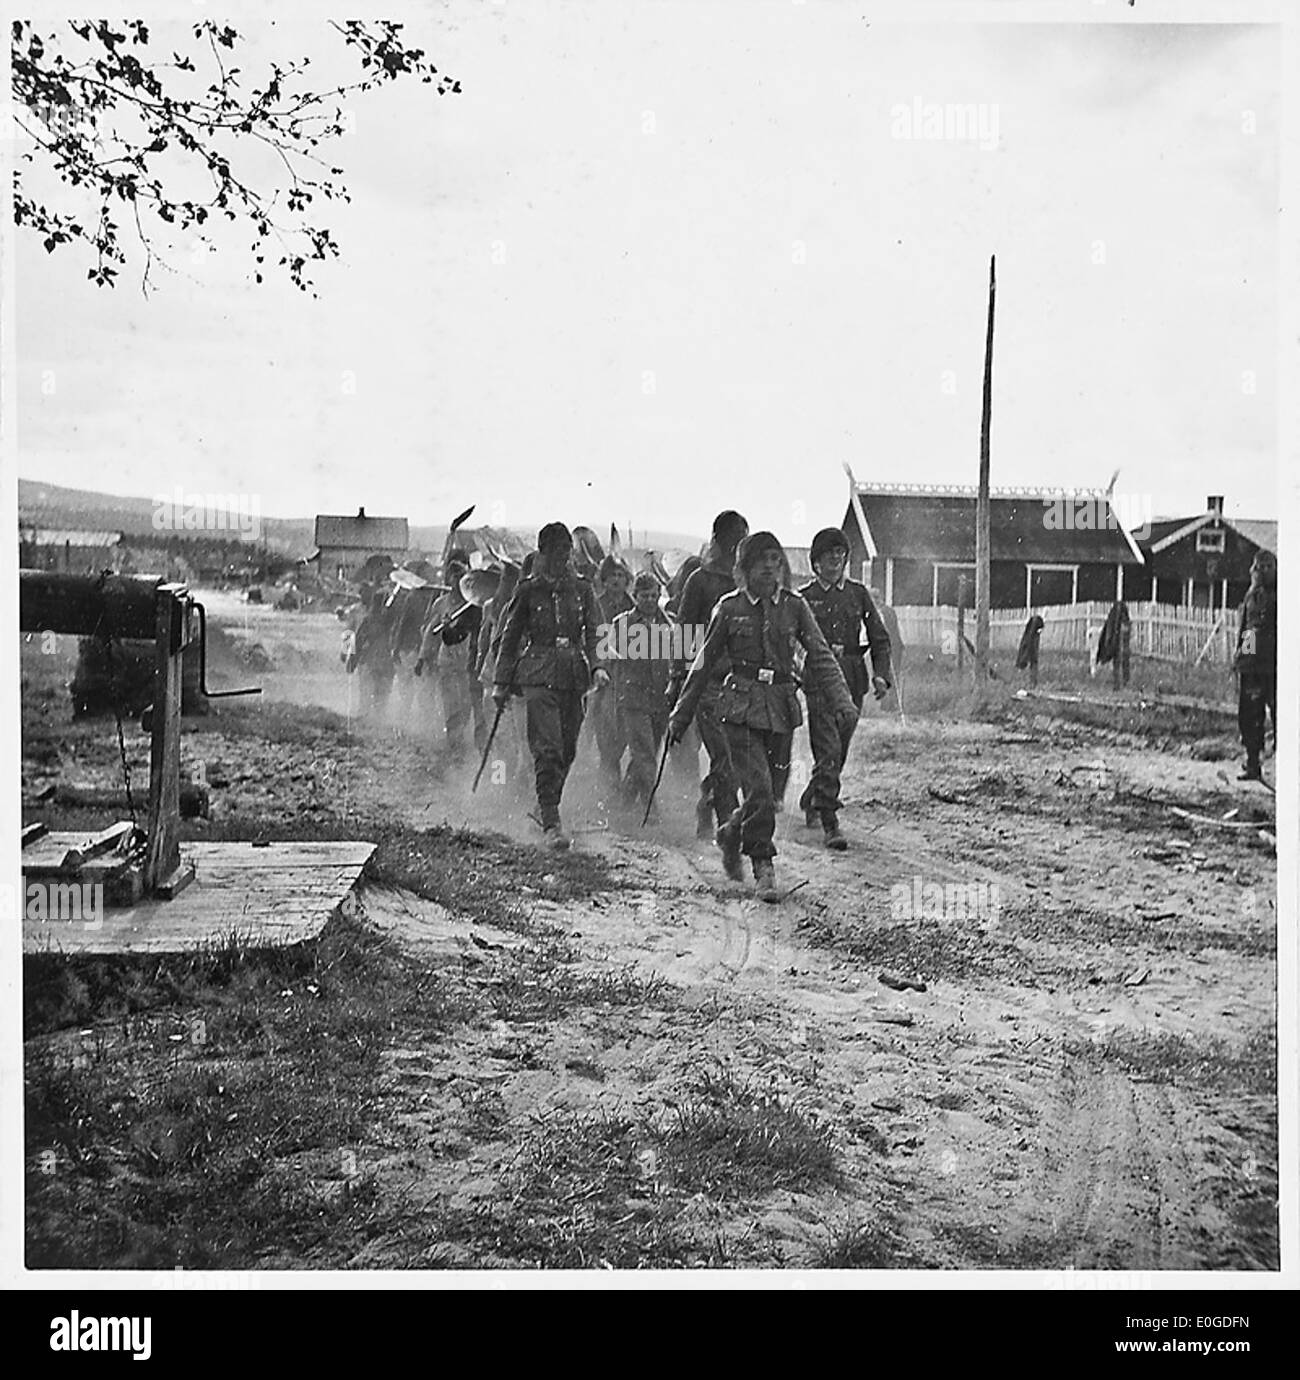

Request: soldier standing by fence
left=1234, top=550, right=1276, bottom=782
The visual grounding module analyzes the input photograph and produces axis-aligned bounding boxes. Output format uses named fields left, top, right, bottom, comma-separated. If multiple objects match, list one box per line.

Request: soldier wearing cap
left=1234, top=548, right=1277, bottom=782
left=608, top=570, right=675, bottom=818
left=668, top=531, right=857, bottom=901
left=796, top=527, right=893, bottom=849
left=591, top=554, right=635, bottom=786
left=493, top=523, right=607, bottom=847
left=669, top=509, right=749, bottom=838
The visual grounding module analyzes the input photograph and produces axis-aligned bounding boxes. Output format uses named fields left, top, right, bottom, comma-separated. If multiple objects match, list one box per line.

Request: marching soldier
left=347, top=587, right=396, bottom=720
left=1234, top=549, right=1277, bottom=782
left=493, top=524, right=607, bottom=848
left=796, top=528, right=892, bottom=849
left=591, top=555, right=635, bottom=786
left=608, top=571, right=674, bottom=817
left=669, top=509, right=749, bottom=838
left=416, top=549, right=482, bottom=759
left=668, top=531, right=857, bottom=901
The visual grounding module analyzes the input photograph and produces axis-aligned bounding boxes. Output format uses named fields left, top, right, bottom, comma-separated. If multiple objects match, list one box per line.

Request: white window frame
left=1025, top=563, right=1079, bottom=609
left=1196, top=526, right=1226, bottom=554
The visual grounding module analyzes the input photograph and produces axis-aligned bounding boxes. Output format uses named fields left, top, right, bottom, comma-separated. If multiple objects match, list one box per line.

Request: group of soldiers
left=341, top=514, right=1276, bottom=901
left=345, top=510, right=896, bottom=903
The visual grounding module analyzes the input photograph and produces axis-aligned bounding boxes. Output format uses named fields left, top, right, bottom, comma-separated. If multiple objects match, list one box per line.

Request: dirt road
left=22, top=596, right=1278, bottom=1269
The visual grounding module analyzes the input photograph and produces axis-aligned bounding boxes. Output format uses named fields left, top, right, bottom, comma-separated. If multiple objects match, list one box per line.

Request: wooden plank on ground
left=22, top=838, right=375, bottom=956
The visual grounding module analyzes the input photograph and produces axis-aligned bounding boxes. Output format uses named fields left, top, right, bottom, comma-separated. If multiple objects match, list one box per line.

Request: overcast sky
left=14, top=4, right=1281, bottom=541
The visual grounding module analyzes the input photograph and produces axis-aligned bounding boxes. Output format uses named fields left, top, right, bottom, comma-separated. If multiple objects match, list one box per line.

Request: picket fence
left=893, top=600, right=1238, bottom=667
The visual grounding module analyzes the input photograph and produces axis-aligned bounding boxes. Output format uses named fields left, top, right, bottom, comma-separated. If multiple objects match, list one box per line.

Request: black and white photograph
left=4, top=0, right=1293, bottom=1290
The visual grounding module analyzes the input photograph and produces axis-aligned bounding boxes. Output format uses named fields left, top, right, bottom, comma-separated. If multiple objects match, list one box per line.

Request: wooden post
left=142, top=586, right=194, bottom=897
left=974, top=255, right=995, bottom=701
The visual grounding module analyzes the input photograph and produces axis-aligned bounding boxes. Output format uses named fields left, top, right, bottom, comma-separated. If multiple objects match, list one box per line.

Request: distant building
left=840, top=483, right=1143, bottom=609
left=19, top=525, right=125, bottom=574
left=1133, top=496, right=1276, bottom=611
left=312, top=508, right=409, bottom=583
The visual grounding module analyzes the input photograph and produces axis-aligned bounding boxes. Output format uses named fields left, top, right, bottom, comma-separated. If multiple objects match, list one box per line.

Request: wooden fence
left=894, top=601, right=1238, bottom=667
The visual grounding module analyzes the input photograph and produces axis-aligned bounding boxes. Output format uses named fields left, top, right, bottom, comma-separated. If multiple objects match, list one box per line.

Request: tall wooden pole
left=973, top=255, right=996, bottom=701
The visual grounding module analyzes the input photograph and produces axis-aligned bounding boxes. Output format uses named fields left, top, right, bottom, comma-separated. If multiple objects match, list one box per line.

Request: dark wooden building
left=1132, top=497, right=1276, bottom=611
left=312, top=508, right=409, bottom=583
left=841, top=483, right=1143, bottom=609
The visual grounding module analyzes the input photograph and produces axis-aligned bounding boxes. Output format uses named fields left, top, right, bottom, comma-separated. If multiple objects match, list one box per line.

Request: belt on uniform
left=831, top=644, right=865, bottom=657
left=531, top=637, right=574, bottom=648
left=729, top=663, right=794, bottom=685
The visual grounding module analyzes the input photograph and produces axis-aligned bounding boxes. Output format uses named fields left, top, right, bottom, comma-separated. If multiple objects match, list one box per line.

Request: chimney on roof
left=1207, top=495, right=1224, bottom=516
left=357, top=506, right=367, bottom=519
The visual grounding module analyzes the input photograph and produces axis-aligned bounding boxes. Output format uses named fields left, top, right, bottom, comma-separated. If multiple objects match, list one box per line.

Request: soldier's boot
left=799, top=786, right=818, bottom=829
left=1238, top=754, right=1263, bottom=782
left=716, top=824, right=745, bottom=882
left=696, top=796, right=715, bottom=840
left=540, top=806, right=570, bottom=851
left=752, top=857, right=780, bottom=904
left=822, top=814, right=848, bottom=851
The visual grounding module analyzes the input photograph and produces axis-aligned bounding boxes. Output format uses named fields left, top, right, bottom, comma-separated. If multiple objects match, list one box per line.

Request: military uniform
left=493, top=568, right=603, bottom=829
left=608, top=604, right=675, bottom=806
left=350, top=600, right=395, bottom=719
left=591, top=585, right=634, bottom=782
left=672, top=554, right=740, bottom=829
left=796, top=574, right=893, bottom=830
left=672, top=585, right=855, bottom=866
left=419, top=590, right=483, bottom=755
left=1235, top=575, right=1277, bottom=777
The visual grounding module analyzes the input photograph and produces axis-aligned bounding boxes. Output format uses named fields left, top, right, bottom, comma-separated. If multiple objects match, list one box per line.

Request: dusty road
left=21, top=595, right=1278, bottom=1269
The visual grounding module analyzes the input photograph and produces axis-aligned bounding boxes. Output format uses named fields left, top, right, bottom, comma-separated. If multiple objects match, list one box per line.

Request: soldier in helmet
left=668, top=531, right=857, bottom=901
left=796, top=527, right=893, bottom=849
left=492, top=524, right=608, bottom=848
left=1234, top=548, right=1277, bottom=782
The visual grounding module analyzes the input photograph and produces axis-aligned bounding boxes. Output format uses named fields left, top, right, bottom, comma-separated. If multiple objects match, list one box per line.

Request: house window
left=1027, top=565, right=1077, bottom=608
left=1196, top=526, right=1225, bottom=553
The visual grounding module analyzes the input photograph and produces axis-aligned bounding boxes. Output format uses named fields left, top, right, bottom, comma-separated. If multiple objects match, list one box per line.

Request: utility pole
left=973, top=254, right=995, bottom=703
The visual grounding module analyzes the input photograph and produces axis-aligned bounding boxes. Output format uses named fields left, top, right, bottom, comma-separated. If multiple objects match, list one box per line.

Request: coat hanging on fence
left=1015, top=615, right=1045, bottom=671
left=1096, top=601, right=1130, bottom=665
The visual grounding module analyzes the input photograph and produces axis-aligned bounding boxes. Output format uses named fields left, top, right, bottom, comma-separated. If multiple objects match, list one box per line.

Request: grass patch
left=1004, top=906, right=1275, bottom=961
left=429, top=1108, right=701, bottom=1269
left=802, top=912, right=1025, bottom=984
left=813, top=1215, right=911, bottom=1269
left=412, top=1067, right=841, bottom=1269
left=485, top=943, right=671, bottom=1023
left=1067, top=1026, right=1276, bottom=1096
left=364, top=824, right=629, bottom=934
left=24, top=912, right=479, bottom=1269
left=662, top=1066, right=840, bottom=1199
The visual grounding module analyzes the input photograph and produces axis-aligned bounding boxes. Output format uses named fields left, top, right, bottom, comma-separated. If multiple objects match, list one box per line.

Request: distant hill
left=18, top=481, right=705, bottom=560
left=19, top=478, right=314, bottom=554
